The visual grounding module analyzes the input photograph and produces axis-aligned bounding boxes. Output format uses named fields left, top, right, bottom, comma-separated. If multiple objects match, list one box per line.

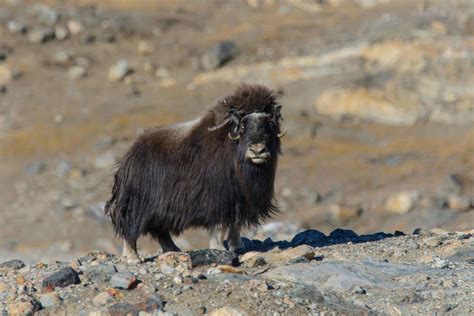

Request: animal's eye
left=239, top=123, right=245, bottom=132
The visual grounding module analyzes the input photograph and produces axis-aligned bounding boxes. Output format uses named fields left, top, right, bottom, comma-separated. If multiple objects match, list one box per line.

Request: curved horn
left=228, top=132, right=240, bottom=140
left=277, top=128, right=287, bottom=138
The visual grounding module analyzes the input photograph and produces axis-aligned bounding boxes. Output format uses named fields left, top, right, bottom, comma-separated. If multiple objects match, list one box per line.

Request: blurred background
left=0, top=0, right=473, bottom=263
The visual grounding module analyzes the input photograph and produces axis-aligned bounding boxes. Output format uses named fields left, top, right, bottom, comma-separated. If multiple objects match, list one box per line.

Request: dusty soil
left=0, top=0, right=473, bottom=264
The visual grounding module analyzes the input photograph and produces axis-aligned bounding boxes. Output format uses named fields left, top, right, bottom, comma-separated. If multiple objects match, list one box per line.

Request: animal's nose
left=249, top=143, right=267, bottom=155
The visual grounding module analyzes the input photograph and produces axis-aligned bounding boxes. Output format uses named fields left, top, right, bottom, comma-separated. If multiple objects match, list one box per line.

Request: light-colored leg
left=227, top=224, right=245, bottom=252
left=122, top=240, right=141, bottom=263
left=209, top=226, right=227, bottom=250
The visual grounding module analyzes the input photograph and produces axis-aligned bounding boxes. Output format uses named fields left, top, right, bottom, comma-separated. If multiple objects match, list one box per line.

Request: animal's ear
left=272, top=105, right=283, bottom=123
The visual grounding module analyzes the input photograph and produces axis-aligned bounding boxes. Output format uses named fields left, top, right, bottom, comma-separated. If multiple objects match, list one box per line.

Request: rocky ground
left=0, top=0, right=473, bottom=271
left=1, top=228, right=473, bottom=315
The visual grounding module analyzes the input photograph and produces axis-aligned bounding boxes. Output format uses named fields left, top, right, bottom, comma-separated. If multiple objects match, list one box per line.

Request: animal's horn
left=277, top=128, right=287, bottom=138
left=228, top=132, right=240, bottom=140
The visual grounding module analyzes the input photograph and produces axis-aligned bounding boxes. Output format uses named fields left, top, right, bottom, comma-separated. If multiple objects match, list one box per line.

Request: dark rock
left=188, top=249, right=238, bottom=267
left=201, top=41, right=238, bottom=70
left=291, top=229, right=326, bottom=247
left=83, top=264, right=117, bottom=283
left=0, top=259, right=25, bottom=271
left=42, top=267, right=80, bottom=291
left=329, top=228, right=358, bottom=239
left=110, top=272, right=137, bottom=290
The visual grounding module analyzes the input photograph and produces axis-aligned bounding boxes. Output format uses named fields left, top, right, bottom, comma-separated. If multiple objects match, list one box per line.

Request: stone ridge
left=0, top=228, right=473, bottom=315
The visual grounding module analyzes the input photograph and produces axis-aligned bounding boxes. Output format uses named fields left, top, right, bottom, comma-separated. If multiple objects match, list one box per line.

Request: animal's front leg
left=209, top=226, right=227, bottom=250
left=227, top=224, right=245, bottom=252
left=122, top=240, right=142, bottom=263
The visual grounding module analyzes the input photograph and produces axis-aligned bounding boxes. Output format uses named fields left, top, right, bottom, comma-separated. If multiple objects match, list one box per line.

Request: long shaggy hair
left=105, top=84, right=283, bottom=247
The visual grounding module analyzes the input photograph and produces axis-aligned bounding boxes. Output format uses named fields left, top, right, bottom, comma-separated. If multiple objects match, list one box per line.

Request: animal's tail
left=105, top=153, right=145, bottom=246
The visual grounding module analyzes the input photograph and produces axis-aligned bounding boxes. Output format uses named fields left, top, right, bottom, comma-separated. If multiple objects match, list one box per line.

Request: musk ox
left=105, top=84, right=286, bottom=262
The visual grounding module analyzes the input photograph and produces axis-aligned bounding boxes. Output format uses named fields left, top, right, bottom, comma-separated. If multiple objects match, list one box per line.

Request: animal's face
left=229, top=106, right=285, bottom=165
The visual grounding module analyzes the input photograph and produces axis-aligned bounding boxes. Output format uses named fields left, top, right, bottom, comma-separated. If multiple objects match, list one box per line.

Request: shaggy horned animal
left=105, top=84, right=286, bottom=262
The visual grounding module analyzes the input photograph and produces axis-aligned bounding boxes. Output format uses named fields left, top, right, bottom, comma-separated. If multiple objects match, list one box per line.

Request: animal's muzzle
left=246, top=143, right=271, bottom=164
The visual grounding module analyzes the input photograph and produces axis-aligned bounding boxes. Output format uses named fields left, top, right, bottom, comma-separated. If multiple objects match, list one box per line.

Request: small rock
left=201, top=41, right=238, bottom=70
left=0, top=259, right=25, bottom=271
left=42, top=267, right=80, bottom=291
left=49, top=51, right=72, bottom=68
left=196, top=306, right=207, bottom=314
left=0, top=64, right=13, bottom=86
left=173, top=274, right=183, bottom=285
left=93, top=291, right=114, bottom=305
left=7, top=20, right=28, bottom=34
left=423, top=237, right=442, bottom=248
left=39, top=292, right=62, bottom=307
left=432, top=257, right=450, bottom=269
left=28, top=27, right=55, bottom=44
left=243, top=256, right=267, bottom=268
left=68, top=66, right=87, bottom=80
left=30, top=4, right=59, bottom=25
left=24, top=161, right=46, bottom=175
left=84, top=264, right=117, bottom=283
left=157, top=252, right=192, bottom=272
left=54, top=25, right=69, bottom=40
left=110, top=272, right=137, bottom=290
left=329, top=204, right=363, bottom=224
left=7, top=295, right=41, bottom=315
left=188, top=249, right=237, bottom=267
left=137, top=40, right=154, bottom=55
left=446, top=194, right=471, bottom=212
left=210, top=306, right=247, bottom=316
left=67, top=19, right=83, bottom=35
left=108, top=59, right=132, bottom=82
left=385, top=191, right=420, bottom=214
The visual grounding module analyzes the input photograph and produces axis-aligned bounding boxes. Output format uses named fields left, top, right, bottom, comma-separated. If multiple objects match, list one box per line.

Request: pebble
left=385, top=191, right=420, bottom=214
left=7, top=20, right=28, bottom=34
left=39, top=292, right=62, bottom=307
left=24, top=161, right=46, bottom=175
left=30, top=4, right=59, bottom=25
left=42, top=267, right=81, bottom=291
left=110, top=272, right=137, bottom=290
left=446, top=194, right=471, bottom=211
left=28, top=27, right=55, bottom=44
left=201, top=41, right=238, bottom=70
left=0, top=259, right=25, bottom=271
left=68, top=66, right=87, bottom=79
left=0, top=64, right=13, bottom=85
left=329, top=204, right=364, bottom=224
left=137, top=40, right=154, bottom=55
left=188, top=249, right=237, bottom=267
left=67, top=19, right=83, bottom=35
left=54, top=25, right=69, bottom=40
left=108, top=59, right=132, bottom=82
left=84, top=264, right=117, bottom=283
left=93, top=291, right=114, bottom=305
left=157, top=252, right=192, bottom=272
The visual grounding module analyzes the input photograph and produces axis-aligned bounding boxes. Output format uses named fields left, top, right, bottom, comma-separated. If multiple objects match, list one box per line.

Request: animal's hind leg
left=209, top=226, right=227, bottom=250
left=156, top=231, right=182, bottom=253
left=122, top=240, right=142, bottom=263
